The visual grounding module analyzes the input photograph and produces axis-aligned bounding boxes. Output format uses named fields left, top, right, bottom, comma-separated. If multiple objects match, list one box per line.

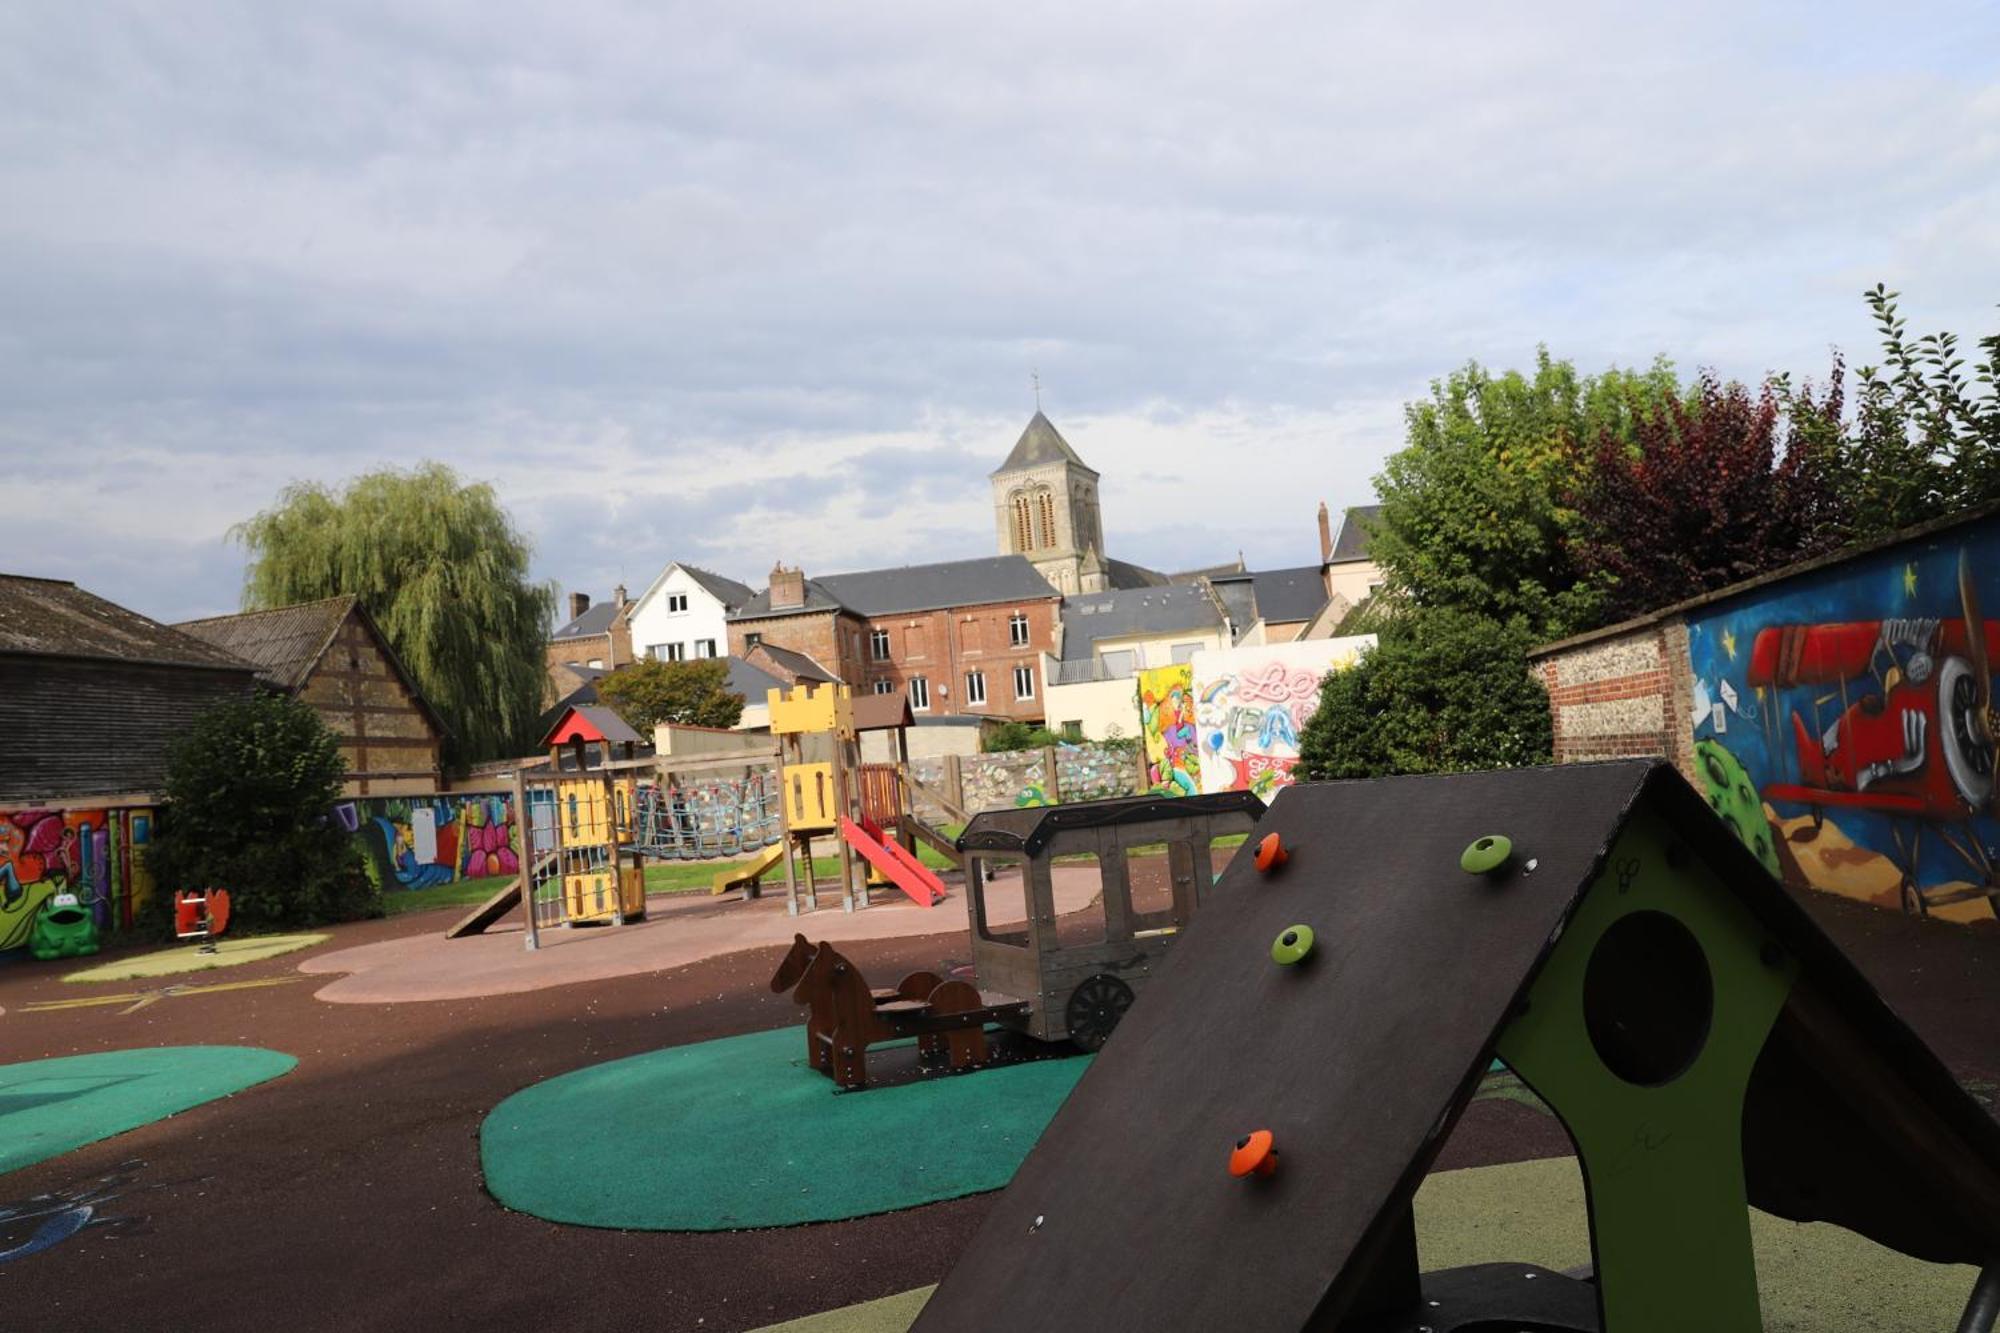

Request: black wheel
left=1065, top=974, right=1135, bottom=1052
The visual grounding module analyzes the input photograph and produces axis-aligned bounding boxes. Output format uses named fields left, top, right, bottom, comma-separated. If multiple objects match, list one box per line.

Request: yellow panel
left=768, top=683, right=854, bottom=739
left=784, top=762, right=839, bottom=831
left=619, top=864, right=647, bottom=918
left=558, top=779, right=610, bottom=845
left=564, top=868, right=620, bottom=923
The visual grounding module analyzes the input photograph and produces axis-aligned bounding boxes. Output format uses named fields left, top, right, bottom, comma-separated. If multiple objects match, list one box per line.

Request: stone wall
left=910, top=742, right=1144, bottom=822
left=1531, top=619, right=1696, bottom=781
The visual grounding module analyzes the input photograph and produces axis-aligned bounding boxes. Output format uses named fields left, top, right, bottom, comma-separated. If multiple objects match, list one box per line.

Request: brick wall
left=727, top=609, right=868, bottom=683
left=859, top=599, right=1059, bottom=722
left=1532, top=617, right=1696, bottom=782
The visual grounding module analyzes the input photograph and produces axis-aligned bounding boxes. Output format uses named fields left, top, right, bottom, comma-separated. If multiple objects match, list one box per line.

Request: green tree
left=1369, top=350, right=1680, bottom=641
left=233, top=463, right=555, bottom=766
left=597, top=657, right=746, bottom=733
left=1296, top=611, right=1552, bottom=779
left=144, top=693, right=378, bottom=933
left=1820, top=286, right=2000, bottom=545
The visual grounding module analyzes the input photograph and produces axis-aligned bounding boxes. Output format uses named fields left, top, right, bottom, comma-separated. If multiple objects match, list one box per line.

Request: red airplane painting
left=1745, top=551, right=2000, bottom=914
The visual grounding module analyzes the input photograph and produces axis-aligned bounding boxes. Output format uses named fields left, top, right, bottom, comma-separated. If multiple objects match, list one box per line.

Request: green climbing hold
left=1271, top=924, right=1315, bottom=966
left=1460, top=834, right=1513, bottom=875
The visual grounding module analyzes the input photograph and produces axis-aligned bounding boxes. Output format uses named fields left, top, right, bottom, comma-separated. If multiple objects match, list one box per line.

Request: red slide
left=839, top=817, right=946, bottom=907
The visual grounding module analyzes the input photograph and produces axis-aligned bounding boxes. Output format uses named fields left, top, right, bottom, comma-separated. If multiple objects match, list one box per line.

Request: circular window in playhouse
left=1582, top=910, right=1713, bottom=1087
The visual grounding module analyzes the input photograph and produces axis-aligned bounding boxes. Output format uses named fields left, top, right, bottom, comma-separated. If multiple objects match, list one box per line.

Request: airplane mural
left=1687, top=531, right=2000, bottom=921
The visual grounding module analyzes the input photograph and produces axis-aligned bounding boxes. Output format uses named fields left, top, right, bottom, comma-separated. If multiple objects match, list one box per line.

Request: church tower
left=991, top=410, right=1106, bottom=595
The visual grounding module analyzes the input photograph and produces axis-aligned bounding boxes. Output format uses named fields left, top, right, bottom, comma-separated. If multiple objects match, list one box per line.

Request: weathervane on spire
left=1032, top=367, right=1041, bottom=412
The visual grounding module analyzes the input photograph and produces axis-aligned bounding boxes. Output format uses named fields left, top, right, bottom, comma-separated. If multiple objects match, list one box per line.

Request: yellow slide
left=712, top=841, right=785, bottom=896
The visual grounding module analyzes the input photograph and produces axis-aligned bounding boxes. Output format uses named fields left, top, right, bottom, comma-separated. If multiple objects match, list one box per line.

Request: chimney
left=1317, top=501, right=1333, bottom=564
left=569, top=591, right=591, bottom=621
left=770, top=562, right=806, bottom=611
left=614, top=583, right=629, bottom=607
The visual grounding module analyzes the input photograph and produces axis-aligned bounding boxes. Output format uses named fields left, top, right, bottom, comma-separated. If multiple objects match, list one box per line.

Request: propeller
left=1958, top=547, right=2000, bottom=817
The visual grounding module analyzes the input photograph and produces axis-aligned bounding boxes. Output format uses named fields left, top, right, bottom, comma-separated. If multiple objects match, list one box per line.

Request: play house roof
left=539, top=705, right=644, bottom=749
left=919, top=760, right=2000, bottom=1332
left=849, top=691, right=914, bottom=733
left=959, top=790, right=1267, bottom=858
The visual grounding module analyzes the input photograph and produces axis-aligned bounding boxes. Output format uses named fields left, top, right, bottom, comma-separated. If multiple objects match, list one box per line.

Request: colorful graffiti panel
left=1684, top=520, right=2000, bottom=922
left=1137, top=664, right=1199, bottom=797
left=342, top=793, right=520, bottom=892
left=1190, top=637, right=1373, bottom=800
left=0, top=810, right=115, bottom=953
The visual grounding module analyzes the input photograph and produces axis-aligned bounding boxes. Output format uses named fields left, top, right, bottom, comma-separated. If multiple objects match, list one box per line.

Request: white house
left=624, top=563, right=756, bottom=665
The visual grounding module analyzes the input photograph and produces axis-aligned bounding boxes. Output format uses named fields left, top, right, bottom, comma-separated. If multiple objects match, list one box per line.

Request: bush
left=1296, top=609, right=1553, bottom=779
left=982, top=720, right=1062, bottom=753
left=143, top=692, right=379, bottom=934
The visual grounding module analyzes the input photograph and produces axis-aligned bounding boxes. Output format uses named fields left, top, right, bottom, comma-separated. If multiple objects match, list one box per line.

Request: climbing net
left=627, top=772, right=783, bottom=861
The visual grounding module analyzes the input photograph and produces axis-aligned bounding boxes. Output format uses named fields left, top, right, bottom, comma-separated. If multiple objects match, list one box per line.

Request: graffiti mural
left=343, top=793, right=520, bottom=892
left=1, top=810, right=111, bottom=953
left=0, top=1160, right=156, bottom=1264
left=1138, top=664, right=1200, bottom=797
left=1686, top=522, right=2000, bottom=922
left=1189, top=637, right=1373, bottom=799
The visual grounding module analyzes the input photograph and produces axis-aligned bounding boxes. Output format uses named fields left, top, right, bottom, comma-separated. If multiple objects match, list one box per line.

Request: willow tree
left=233, top=463, right=556, bottom=766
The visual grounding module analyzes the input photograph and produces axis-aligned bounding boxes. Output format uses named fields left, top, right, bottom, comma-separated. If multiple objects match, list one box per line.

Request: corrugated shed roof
left=0, top=574, right=256, bottom=672
left=1058, top=584, right=1223, bottom=661
left=1327, top=504, right=1383, bottom=563
left=992, top=411, right=1096, bottom=477
left=175, top=595, right=356, bottom=691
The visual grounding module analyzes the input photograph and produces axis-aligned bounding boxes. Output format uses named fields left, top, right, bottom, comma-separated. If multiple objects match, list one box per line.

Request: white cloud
left=2, top=0, right=1997, bottom=620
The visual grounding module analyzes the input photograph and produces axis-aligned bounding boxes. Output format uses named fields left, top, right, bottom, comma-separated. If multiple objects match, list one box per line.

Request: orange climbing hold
left=1254, top=833, right=1289, bottom=874
left=1229, top=1129, right=1278, bottom=1178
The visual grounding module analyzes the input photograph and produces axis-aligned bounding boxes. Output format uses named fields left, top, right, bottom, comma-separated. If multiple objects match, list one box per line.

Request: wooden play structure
left=768, top=933, right=1025, bottom=1089
left=916, top=760, right=2000, bottom=1332
left=765, top=682, right=950, bottom=914
left=956, top=792, right=1265, bottom=1049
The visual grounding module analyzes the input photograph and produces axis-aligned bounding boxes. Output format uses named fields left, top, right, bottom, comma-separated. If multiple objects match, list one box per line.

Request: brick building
left=728, top=556, right=1061, bottom=722
left=546, top=587, right=634, bottom=678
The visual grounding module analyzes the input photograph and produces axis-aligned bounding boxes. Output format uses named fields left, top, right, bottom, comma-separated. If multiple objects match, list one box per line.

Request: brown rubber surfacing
left=1, top=830, right=1999, bottom=1332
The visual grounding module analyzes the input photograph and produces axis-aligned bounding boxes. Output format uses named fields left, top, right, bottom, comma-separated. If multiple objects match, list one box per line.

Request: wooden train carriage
left=957, top=792, right=1265, bottom=1049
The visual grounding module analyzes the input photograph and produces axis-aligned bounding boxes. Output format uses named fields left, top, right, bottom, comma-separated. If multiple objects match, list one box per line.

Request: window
left=1171, top=642, right=1202, bottom=664
left=870, top=628, right=891, bottom=661
left=665, top=643, right=686, bottom=662
left=586, top=658, right=603, bottom=669
left=965, top=671, right=987, bottom=705
left=1037, top=491, right=1057, bottom=548
left=1013, top=664, right=1035, bottom=700
left=909, top=676, right=931, bottom=711
left=666, top=594, right=689, bottom=613
left=646, top=643, right=670, bottom=661
left=1098, top=649, right=1136, bottom=678
left=872, top=680, right=894, bottom=694
left=1009, top=613, right=1029, bottom=646
left=1061, top=720, right=1083, bottom=742
left=744, top=632, right=762, bottom=648
left=1011, top=493, right=1033, bottom=552
left=694, top=639, right=717, bottom=658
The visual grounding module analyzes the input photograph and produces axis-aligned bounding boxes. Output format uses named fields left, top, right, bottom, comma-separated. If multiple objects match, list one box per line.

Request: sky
left=4, top=2, right=1998, bottom=623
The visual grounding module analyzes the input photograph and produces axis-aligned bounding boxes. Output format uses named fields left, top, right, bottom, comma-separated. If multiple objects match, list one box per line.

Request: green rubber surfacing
left=0, top=1045, right=298, bottom=1176
left=481, top=1026, right=1090, bottom=1230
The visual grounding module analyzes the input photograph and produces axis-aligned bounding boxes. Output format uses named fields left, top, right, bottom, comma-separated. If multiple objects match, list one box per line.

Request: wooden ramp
left=914, top=761, right=2000, bottom=1333
left=445, top=851, right=556, bottom=939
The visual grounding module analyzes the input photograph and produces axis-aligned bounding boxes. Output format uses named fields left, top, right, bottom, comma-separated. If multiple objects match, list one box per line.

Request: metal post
left=514, top=765, right=539, bottom=952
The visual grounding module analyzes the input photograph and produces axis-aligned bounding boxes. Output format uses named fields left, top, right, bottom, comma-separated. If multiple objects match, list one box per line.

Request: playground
left=7, top=763, right=2000, bottom=1329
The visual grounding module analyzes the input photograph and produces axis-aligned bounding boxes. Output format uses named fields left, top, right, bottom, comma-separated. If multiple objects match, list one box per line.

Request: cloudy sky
left=5, top=2, right=1998, bottom=622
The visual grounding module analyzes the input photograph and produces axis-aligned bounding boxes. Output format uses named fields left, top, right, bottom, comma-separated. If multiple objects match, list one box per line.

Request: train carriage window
left=971, top=854, right=1032, bottom=948
left=1124, top=839, right=1190, bottom=935
left=1050, top=851, right=1108, bottom=949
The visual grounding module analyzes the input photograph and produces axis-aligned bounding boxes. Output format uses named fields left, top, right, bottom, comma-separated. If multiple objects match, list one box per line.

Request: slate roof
left=1058, top=584, right=1223, bottom=661
left=176, top=595, right=358, bottom=691
left=747, top=642, right=839, bottom=683
left=0, top=574, right=255, bottom=673
left=724, top=655, right=786, bottom=700
left=1327, top=504, right=1383, bottom=563
left=1102, top=556, right=1170, bottom=589
left=993, top=411, right=1096, bottom=477
left=1210, top=565, right=1329, bottom=626
left=733, top=555, right=1058, bottom=622
left=552, top=600, right=622, bottom=640
left=682, top=565, right=756, bottom=610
